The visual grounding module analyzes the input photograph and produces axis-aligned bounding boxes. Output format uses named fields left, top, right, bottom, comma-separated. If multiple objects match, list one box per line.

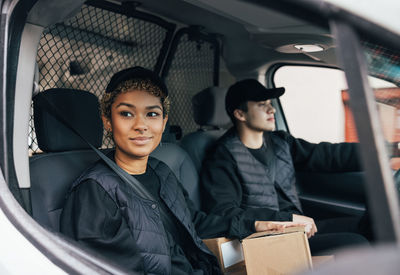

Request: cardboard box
left=203, top=226, right=312, bottom=275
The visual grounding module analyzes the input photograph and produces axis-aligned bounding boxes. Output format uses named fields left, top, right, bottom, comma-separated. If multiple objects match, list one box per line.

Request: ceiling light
left=275, top=43, right=326, bottom=54
left=294, top=44, right=324, bottom=52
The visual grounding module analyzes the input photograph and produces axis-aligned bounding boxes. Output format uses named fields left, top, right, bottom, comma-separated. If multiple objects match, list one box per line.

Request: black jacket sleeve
left=200, top=144, right=293, bottom=222
left=60, top=180, right=144, bottom=273
left=174, top=177, right=255, bottom=240
left=274, top=131, right=362, bottom=172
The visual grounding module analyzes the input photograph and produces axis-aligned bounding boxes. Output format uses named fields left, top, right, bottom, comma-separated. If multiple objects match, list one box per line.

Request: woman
left=60, top=67, right=299, bottom=274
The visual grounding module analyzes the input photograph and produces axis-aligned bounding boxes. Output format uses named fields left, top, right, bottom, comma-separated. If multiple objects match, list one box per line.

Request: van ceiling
left=130, top=0, right=337, bottom=74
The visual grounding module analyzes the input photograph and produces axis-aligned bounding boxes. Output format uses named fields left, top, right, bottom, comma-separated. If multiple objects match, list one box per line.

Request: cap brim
left=249, top=87, right=285, bottom=101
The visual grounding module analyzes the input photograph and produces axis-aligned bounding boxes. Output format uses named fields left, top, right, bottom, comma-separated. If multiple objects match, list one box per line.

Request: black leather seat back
left=30, top=150, right=102, bottom=231
left=30, top=88, right=103, bottom=231
left=151, top=143, right=201, bottom=210
left=180, top=87, right=230, bottom=173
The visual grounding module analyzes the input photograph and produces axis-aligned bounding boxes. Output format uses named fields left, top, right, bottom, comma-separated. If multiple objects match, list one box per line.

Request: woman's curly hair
left=100, top=78, right=170, bottom=121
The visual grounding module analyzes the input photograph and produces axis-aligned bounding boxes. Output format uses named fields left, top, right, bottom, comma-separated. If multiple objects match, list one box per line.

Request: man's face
left=241, top=99, right=276, bottom=132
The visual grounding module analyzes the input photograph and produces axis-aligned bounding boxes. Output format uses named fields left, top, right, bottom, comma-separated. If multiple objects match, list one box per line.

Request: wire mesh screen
left=163, top=30, right=218, bottom=136
left=31, top=3, right=170, bottom=153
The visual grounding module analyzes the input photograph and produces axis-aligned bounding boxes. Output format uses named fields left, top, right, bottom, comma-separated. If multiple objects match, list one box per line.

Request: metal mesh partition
left=162, top=28, right=219, bottom=136
left=30, top=2, right=174, bottom=153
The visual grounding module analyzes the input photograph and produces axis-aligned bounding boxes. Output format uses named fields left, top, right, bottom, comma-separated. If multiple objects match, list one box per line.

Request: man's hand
left=292, top=214, right=317, bottom=238
left=254, top=221, right=304, bottom=233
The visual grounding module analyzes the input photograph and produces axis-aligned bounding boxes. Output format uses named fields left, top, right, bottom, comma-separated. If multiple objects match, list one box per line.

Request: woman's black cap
left=225, top=79, right=285, bottom=116
left=105, top=66, right=168, bottom=96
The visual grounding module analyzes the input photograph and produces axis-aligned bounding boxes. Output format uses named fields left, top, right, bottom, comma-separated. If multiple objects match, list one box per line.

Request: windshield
left=363, top=41, right=400, bottom=87
left=359, top=42, right=400, bottom=192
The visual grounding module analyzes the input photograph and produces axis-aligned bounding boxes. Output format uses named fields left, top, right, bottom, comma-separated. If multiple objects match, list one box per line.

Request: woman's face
left=103, top=89, right=168, bottom=162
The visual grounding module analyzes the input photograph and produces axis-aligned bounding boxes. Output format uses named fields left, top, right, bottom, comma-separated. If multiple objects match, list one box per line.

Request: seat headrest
left=33, top=88, right=103, bottom=152
left=161, top=121, right=182, bottom=142
left=192, top=87, right=231, bottom=128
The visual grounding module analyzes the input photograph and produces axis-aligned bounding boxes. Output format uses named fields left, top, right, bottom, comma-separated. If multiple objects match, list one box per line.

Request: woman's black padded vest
left=72, top=157, right=213, bottom=275
left=221, top=128, right=302, bottom=212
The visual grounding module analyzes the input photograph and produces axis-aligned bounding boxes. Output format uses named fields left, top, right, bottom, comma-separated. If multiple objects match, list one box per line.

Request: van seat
left=30, top=88, right=104, bottom=231
left=151, top=143, right=201, bottom=210
left=161, top=122, right=183, bottom=143
left=180, top=87, right=230, bottom=173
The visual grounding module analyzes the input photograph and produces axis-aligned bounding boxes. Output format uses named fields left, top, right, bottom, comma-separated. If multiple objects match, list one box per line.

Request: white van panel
left=0, top=209, right=65, bottom=275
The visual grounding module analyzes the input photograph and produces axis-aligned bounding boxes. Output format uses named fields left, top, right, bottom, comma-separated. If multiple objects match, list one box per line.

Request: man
left=201, top=79, right=370, bottom=254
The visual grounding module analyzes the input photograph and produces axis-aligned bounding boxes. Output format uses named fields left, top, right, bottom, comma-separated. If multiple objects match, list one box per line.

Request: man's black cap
left=105, top=66, right=168, bottom=96
left=225, top=79, right=285, bottom=116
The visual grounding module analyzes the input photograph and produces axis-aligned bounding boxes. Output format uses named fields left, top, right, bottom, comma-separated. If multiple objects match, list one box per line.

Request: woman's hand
left=254, top=221, right=304, bottom=233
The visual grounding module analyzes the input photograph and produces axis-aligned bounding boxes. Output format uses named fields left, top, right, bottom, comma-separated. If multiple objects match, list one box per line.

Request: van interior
left=2, top=0, right=400, bottom=273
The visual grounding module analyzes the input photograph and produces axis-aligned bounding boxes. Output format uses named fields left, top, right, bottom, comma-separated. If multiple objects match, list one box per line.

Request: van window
left=273, top=65, right=396, bottom=144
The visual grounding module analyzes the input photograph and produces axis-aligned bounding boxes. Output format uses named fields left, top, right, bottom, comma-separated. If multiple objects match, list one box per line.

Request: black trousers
left=308, top=215, right=371, bottom=255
